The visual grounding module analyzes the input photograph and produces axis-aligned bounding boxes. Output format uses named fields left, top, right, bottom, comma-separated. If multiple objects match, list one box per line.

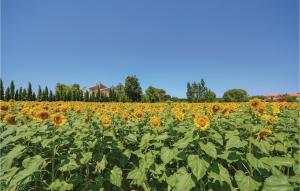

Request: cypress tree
left=9, top=81, right=15, bottom=100
left=22, top=89, right=27, bottom=100
left=0, top=79, right=4, bottom=100
left=37, top=85, right=42, bottom=101
left=15, top=90, right=19, bottom=101
left=32, top=92, right=36, bottom=101
left=84, top=90, right=89, bottom=102
left=19, top=87, right=23, bottom=101
left=49, top=90, right=53, bottom=102
left=27, top=82, right=33, bottom=101
left=4, top=87, right=10, bottom=101
left=90, top=91, right=95, bottom=102
left=43, top=86, right=49, bottom=101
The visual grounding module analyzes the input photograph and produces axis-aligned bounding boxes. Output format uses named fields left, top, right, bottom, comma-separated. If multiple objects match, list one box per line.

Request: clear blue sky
left=1, top=0, right=299, bottom=98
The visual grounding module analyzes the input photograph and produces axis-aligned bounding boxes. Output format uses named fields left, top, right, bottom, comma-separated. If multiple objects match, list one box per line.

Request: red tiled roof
left=89, top=83, right=108, bottom=91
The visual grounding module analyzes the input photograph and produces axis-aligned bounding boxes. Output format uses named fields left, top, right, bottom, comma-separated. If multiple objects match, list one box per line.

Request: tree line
left=0, top=76, right=174, bottom=102
left=0, top=76, right=274, bottom=103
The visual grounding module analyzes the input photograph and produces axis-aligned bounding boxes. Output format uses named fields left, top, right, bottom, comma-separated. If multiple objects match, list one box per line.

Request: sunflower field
left=0, top=100, right=299, bottom=191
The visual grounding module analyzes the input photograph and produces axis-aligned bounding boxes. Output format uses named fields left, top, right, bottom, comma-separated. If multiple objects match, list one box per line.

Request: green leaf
left=140, top=133, right=152, bottom=148
left=226, top=136, right=247, bottom=150
left=59, top=159, right=79, bottom=172
left=260, top=157, right=295, bottom=167
left=96, top=155, right=107, bottom=173
left=7, top=155, right=45, bottom=190
left=80, top=152, right=93, bottom=165
left=110, top=166, right=122, bottom=187
left=0, top=144, right=26, bottom=171
left=209, top=163, right=232, bottom=188
left=126, top=134, right=137, bottom=143
left=49, top=179, right=73, bottom=191
left=127, top=168, right=146, bottom=186
left=235, top=170, right=261, bottom=191
left=263, top=175, right=293, bottom=191
left=200, top=142, right=217, bottom=159
left=167, top=168, right=195, bottom=191
left=187, top=155, right=209, bottom=180
left=161, top=147, right=178, bottom=164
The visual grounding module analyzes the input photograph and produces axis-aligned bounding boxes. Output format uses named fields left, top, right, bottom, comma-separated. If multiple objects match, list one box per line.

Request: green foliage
left=145, top=86, right=169, bottom=102
left=223, top=89, right=248, bottom=102
left=124, top=75, right=142, bottom=102
left=186, top=79, right=216, bottom=102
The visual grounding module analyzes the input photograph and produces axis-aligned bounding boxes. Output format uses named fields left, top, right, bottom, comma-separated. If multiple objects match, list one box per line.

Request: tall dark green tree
left=84, top=90, right=90, bottom=102
left=15, top=90, right=19, bottom=101
left=32, top=92, right=36, bottom=101
left=18, top=87, right=23, bottom=101
left=22, top=89, right=27, bottom=100
left=4, top=87, right=10, bottom=101
left=124, top=76, right=142, bottom=102
left=9, top=81, right=15, bottom=99
left=49, top=90, right=54, bottom=101
left=37, top=85, right=42, bottom=101
left=186, top=82, right=193, bottom=102
left=42, top=86, right=49, bottom=101
left=0, top=79, right=4, bottom=100
left=27, top=82, right=33, bottom=101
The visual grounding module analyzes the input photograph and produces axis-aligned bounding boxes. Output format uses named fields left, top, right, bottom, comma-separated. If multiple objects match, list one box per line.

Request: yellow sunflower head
left=261, top=114, right=277, bottom=124
left=100, top=115, right=111, bottom=128
left=51, top=113, right=67, bottom=127
left=194, top=115, right=210, bottom=131
left=135, top=110, right=143, bottom=119
left=149, top=116, right=161, bottom=128
left=249, top=98, right=262, bottom=110
left=175, top=111, right=185, bottom=121
left=35, top=110, right=50, bottom=122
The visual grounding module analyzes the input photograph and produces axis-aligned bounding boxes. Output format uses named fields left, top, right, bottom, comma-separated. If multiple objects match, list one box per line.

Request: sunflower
left=3, top=114, right=16, bottom=125
left=135, top=110, right=143, bottom=119
left=100, top=115, right=111, bottom=128
left=149, top=116, right=161, bottom=128
left=272, top=104, right=281, bottom=115
left=0, top=104, right=9, bottom=111
left=35, top=110, right=50, bottom=122
left=194, top=115, right=210, bottom=131
left=261, top=114, right=277, bottom=124
left=175, top=111, right=185, bottom=121
left=249, top=98, right=262, bottom=110
left=256, top=126, right=272, bottom=140
left=51, top=113, right=67, bottom=127
left=211, top=104, right=222, bottom=114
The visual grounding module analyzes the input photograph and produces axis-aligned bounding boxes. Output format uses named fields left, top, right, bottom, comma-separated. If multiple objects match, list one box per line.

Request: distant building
left=264, top=93, right=300, bottom=102
left=89, top=83, right=110, bottom=96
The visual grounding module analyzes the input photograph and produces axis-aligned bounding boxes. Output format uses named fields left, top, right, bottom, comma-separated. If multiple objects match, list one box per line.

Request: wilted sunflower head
left=51, top=113, right=67, bottom=127
left=194, top=115, right=210, bottom=131
left=256, top=126, right=272, bottom=140
left=211, top=104, right=222, bottom=114
left=100, top=115, right=111, bottom=128
left=3, top=114, right=17, bottom=125
left=149, top=116, right=161, bottom=128
left=0, top=104, right=9, bottom=111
